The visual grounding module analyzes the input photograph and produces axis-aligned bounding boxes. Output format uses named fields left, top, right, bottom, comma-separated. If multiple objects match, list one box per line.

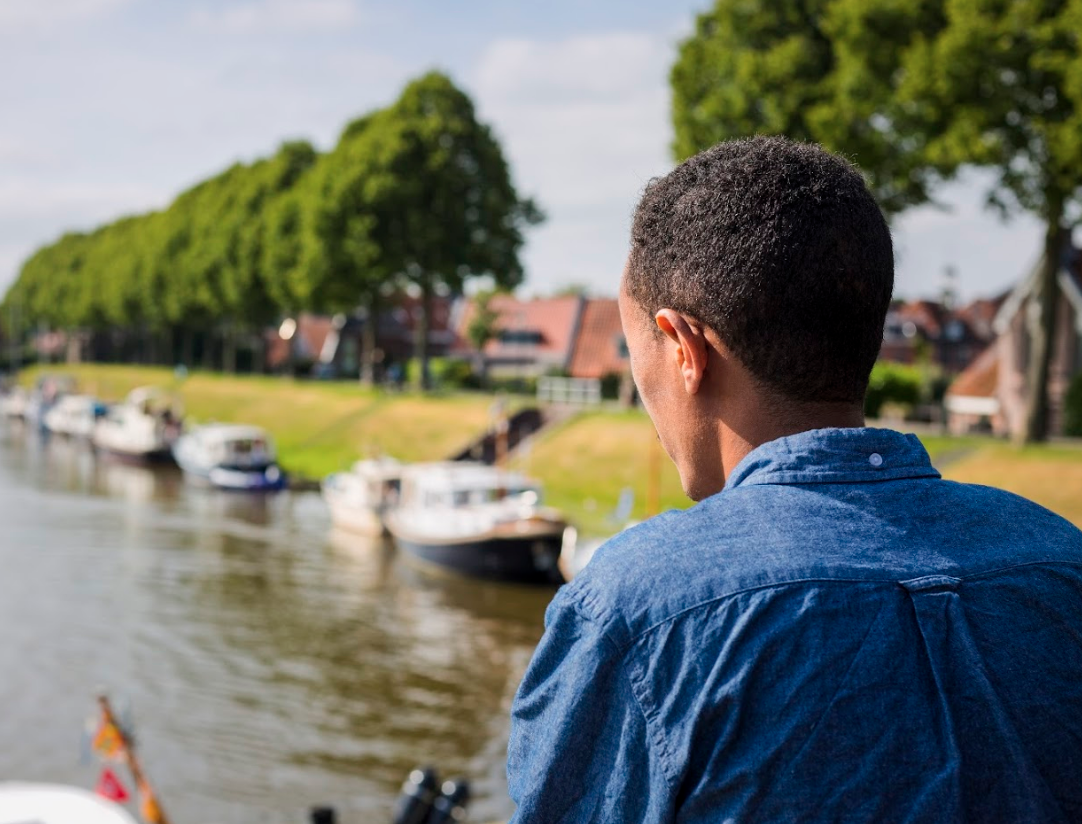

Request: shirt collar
left=724, top=427, right=941, bottom=491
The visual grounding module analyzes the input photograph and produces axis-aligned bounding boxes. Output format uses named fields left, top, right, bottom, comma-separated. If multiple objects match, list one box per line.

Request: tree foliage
left=672, top=0, right=1082, bottom=440
left=1, top=72, right=540, bottom=385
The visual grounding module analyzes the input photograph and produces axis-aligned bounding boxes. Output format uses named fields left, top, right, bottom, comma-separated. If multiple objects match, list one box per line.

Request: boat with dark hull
left=173, top=424, right=285, bottom=491
left=385, top=463, right=566, bottom=585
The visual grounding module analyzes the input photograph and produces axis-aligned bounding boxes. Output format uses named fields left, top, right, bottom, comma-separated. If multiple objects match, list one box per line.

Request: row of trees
left=673, top=0, right=1082, bottom=442
left=1, top=72, right=541, bottom=387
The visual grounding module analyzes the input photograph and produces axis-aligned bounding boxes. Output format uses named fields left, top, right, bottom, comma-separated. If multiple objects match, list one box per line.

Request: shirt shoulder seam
left=561, top=591, right=683, bottom=787
left=620, top=560, right=1082, bottom=648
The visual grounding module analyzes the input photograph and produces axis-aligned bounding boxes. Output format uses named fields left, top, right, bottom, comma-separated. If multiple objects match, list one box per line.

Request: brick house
left=881, top=296, right=1003, bottom=373
left=266, top=294, right=458, bottom=378
left=945, top=247, right=1082, bottom=437
left=567, top=298, right=628, bottom=380
left=455, top=294, right=632, bottom=382
left=456, top=294, right=584, bottom=378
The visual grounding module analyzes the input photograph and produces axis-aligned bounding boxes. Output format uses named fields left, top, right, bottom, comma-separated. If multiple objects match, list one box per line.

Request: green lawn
left=21, top=365, right=502, bottom=479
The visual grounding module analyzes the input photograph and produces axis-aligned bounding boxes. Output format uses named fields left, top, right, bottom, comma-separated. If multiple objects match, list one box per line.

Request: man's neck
left=719, top=401, right=866, bottom=485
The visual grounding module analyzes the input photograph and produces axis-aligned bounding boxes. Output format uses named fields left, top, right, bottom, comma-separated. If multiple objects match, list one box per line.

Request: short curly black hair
left=626, top=136, right=893, bottom=404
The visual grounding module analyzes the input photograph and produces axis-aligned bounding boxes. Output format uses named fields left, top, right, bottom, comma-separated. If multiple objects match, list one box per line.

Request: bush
left=600, top=371, right=623, bottom=401
left=865, top=362, right=923, bottom=419
left=1064, top=372, right=1082, bottom=437
left=404, top=357, right=479, bottom=390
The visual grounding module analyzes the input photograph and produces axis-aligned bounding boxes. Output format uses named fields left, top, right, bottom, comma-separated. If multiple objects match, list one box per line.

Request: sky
left=0, top=0, right=1050, bottom=304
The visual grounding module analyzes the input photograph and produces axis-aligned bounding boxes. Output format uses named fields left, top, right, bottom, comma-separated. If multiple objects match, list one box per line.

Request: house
left=880, top=296, right=1004, bottom=373
left=456, top=294, right=584, bottom=378
left=265, top=294, right=458, bottom=378
left=567, top=298, right=628, bottom=380
left=945, top=247, right=1082, bottom=437
left=455, top=293, right=633, bottom=383
left=943, top=345, right=1001, bottom=434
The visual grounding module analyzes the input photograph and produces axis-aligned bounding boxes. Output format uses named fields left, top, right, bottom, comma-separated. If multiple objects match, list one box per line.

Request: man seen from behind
left=507, top=136, right=1082, bottom=823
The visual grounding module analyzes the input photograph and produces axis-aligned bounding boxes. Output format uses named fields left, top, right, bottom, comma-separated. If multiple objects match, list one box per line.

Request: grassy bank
left=19, top=364, right=1082, bottom=536
left=21, top=364, right=501, bottom=479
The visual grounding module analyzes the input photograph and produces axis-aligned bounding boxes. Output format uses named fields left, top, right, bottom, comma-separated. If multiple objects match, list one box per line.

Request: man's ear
left=655, top=309, right=708, bottom=395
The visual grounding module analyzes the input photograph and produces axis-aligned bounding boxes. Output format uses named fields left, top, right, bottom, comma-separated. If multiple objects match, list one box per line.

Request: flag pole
left=97, top=694, right=172, bottom=824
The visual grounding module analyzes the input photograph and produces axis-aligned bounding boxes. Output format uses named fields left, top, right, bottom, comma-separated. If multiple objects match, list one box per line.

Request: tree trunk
left=360, top=298, right=379, bottom=387
left=201, top=328, right=214, bottom=371
left=413, top=281, right=432, bottom=392
left=223, top=321, right=237, bottom=374
left=253, top=331, right=265, bottom=375
left=182, top=327, right=194, bottom=368
left=1020, top=211, right=1067, bottom=444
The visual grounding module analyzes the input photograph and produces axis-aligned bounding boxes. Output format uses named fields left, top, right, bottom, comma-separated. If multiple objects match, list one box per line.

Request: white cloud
left=473, top=32, right=678, bottom=293
left=190, top=0, right=361, bottom=33
left=0, top=0, right=131, bottom=27
left=892, top=171, right=1045, bottom=301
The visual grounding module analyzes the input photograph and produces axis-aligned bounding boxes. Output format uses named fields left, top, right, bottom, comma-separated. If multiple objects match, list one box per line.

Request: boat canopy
left=401, top=462, right=541, bottom=506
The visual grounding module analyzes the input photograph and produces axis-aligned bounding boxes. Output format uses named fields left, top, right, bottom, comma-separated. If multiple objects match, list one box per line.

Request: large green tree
left=358, top=72, right=543, bottom=389
left=672, top=0, right=1082, bottom=441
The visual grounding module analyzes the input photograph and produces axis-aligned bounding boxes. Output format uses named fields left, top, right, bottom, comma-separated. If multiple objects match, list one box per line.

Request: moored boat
left=42, top=394, right=107, bottom=438
left=0, top=783, right=138, bottom=824
left=172, top=423, right=285, bottom=491
left=92, top=387, right=182, bottom=464
left=385, top=462, right=566, bottom=585
left=0, top=387, right=28, bottom=419
left=321, top=457, right=402, bottom=535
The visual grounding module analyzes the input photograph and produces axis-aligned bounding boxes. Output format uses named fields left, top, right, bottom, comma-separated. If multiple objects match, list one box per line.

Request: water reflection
left=0, top=421, right=547, bottom=823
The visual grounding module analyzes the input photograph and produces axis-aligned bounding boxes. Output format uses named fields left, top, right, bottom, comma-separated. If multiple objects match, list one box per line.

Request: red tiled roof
left=946, top=344, right=999, bottom=399
left=897, top=300, right=945, bottom=338
left=569, top=298, right=627, bottom=379
left=458, top=295, right=583, bottom=358
left=957, top=292, right=1008, bottom=340
left=265, top=313, right=331, bottom=368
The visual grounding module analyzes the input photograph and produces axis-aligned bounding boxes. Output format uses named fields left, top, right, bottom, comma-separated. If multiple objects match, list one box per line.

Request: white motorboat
left=43, top=394, right=107, bottom=438
left=92, top=387, right=182, bottom=464
left=0, top=387, right=28, bottom=419
left=321, top=457, right=402, bottom=535
left=384, top=462, right=567, bottom=584
left=0, top=783, right=138, bottom=824
left=172, top=423, right=285, bottom=491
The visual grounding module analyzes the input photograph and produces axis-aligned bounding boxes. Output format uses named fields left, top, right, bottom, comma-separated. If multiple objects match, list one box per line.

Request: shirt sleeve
left=507, top=587, right=674, bottom=823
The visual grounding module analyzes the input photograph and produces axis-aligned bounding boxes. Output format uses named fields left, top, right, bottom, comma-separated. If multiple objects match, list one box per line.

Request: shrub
left=600, top=371, right=623, bottom=400
left=865, top=361, right=923, bottom=419
left=1064, top=372, right=1082, bottom=437
left=405, top=357, right=479, bottom=390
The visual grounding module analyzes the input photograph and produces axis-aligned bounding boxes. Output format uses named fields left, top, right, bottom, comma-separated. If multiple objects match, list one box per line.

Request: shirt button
left=869, top=453, right=883, bottom=467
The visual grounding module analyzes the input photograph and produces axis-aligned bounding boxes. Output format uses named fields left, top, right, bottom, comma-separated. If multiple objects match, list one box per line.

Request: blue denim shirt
left=507, top=428, right=1082, bottom=823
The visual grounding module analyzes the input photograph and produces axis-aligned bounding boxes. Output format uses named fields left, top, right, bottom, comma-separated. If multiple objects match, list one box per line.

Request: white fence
left=537, top=376, right=602, bottom=407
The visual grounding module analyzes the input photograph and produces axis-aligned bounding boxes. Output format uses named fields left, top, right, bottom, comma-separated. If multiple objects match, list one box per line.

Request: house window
left=614, top=335, right=629, bottom=358
left=499, top=329, right=544, bottom=346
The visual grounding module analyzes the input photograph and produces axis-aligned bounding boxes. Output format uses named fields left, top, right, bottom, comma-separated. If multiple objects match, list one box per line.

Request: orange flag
left=91, top=719, right=127, bottom=763
left=95, top=767, right=130, bottom=803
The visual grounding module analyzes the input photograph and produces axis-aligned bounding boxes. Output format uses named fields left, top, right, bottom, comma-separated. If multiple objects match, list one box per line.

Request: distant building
left=455, top=294, right=584, bottom=378
left=265, top=294, right=458, bottom=378
left=881, top=295, right=1005, bottom=374
left=455, top=294, right=630, bottom=382
left=567, top=298, right=628, bottom=380
left=945, top=247, right=1082, bottom=437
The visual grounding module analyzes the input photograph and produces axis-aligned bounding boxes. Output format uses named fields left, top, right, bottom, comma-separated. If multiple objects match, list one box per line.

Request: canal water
left=0, top=421, right=552, bottom=823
